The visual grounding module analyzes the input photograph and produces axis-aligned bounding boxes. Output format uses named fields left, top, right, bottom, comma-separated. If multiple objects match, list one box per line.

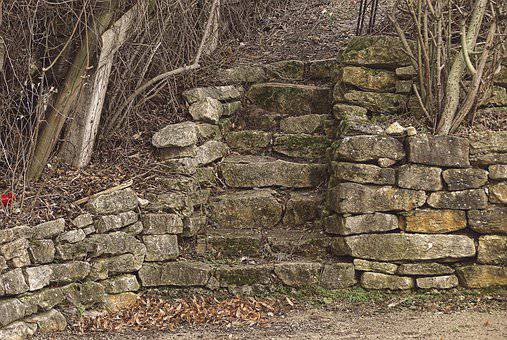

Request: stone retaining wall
left=1, top=35, right=506, bottom=337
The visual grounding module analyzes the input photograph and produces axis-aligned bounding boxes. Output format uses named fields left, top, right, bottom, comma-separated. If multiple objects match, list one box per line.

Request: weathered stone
left=182, top=214, right=206, bottom=237
left=377, top=158, right=396, bottom=168
left=0, top=299, right=27, bottom=326
left=209, top=190, right=283, bottom=229
left=416, top=275, right=459, bottom=289
left=118, top=211, right=138, bottom=226
left=72, top=213, right=93, bottom=228
left=121, top=221, right=143, bottom=235
left=332, top=162, right=395, bottom=185
left=342, top=66, right=396, bottom=92
left=427, top=189, right=488, bottom=210
left=86, top=189, right=138, bottom=215
left=336, top=115, right=384, bottom=136
left=222, top=101, right=242, bottom=117
left=489, top=165, right=507, bottom=180
left=353, top=259, right=398, bottom=274
left=489, top=182, right=507, bottom=204
left=28, top=239, right=55, bottom=264
left=218, top=65, right=267, bottom=83
left=324, top=213, right=398, bottom=236
left=401, top=209, right=466, bottom=234
left=385, top=122, right=405, bottom=135
left=194, top=167, right=217, bottom=187
left=273, top=134, right=331, bottom=160
left=25, top=262, right=90, bottom=291
left=55, top=241, right=88, bottom=261
left=280, top=114, right=329, bottom=134
left=361, top=272, right=414, bottom=290
left=139, top=262, right=211, bottom=287
left=215, top=264, right=273, bottom=287
left=0, top=238, right=28, bottom=260
left=32, top=218, right=65, bottom=239
left=274, top=262, right=322, bottom=287
left=195, top=140, right=229, bottom=166
left=9, top=253, right=31, bottom=269
left=268, top=230, right=331, bottom=258
left=469, top=131, right=507, bottom=165
left=478, top=236, right=507, bottom=265
left=220, top=156, right=326, bottom=188
left=26, top=309, right=67, bottom=333
left=141, top=213, right=183, bottom=235
left=468, top=208, right=507, bottom=234
left=443, top=168, right=488, bottom=191
left=408, top=134, right=470, bottom=167
left=85, top=232, right=146, bottom=258
left=397, top=164, right=443, bottom=191
left=94, top=215, right=122, bottom=234
left=283, top=193, right=322, bottom=226
left=56, top=229, right=86, bottom=244
left=159, top=145, right=197, bottom=160
left=1, top=269, right=28, bottom=295
left=320, top=263, right=356, bottom=289
left=342, top=35, right=413, bottom=68
left=344, top=91, right=408, bottom=114
left=333, top=103, right=368, bottom=119
left=246, top=83, right=332, bottom=115
left=265, top=60, right=305, bottom=80
left=225, top=130, right=272, bottom=153
left=395, top=80, right=413, bottom=94
left=0, top=321, right=37, bottom=339
left=332, top=135, right=405, bottom=162
left=397, top=263, right=454, bottom=276
left=339, top=234, right=476, bottom=261
left=0, top=226, right=31, bottom=245
left=306, top=58, right=341, bottom=79
left=456, top=265, right=507, bottom=288
left=143, top=234, right=179, bottom=261
left=189, top=97, right=223, bottom=123
left=102, top=275, right=140, bottom=294
left=395, top=65, right=416, bottom=79
left=104, top=292, right=140, bottom=313
left=183, top=85, right=244, bottom=104
left=195, top=123, right=222, bottom=143
left=152, top=121, right=197, bottom=148
left=328, top=183, right=426, bottom=214
left=25, top=266, right=53, bottom=291
left=89, top=253, right=143, bottom=280
left=198, top=230, right=262, bottom=258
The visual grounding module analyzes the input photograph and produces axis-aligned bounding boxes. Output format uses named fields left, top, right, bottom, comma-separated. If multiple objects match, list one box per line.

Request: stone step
left=196, top=228, right=332, bottom=261
left=245, top=83, right=332, bottom=116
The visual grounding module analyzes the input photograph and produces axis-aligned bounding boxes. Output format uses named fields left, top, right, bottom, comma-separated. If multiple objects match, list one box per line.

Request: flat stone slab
left=456, top=265, right=507, bottom=288
left=408, top=134, right=470, bottom=167
left=401, top=209, right=467, bottom=234
left=469, top=131, right=507, bottom=165
left=468, top=208, right=507, bottom=235
left=339, top=234, right=476, bottom=261
left=360, top=272, right=414, bottom=290
left=332, top=135, right=405, bottom=162
left=139, top=262, right=212, bottom=287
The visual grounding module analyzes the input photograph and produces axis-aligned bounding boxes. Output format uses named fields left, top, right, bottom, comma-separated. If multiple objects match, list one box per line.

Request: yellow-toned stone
left=401, top=209, right=466, bottom=233
left=104, top=292, right=140, bottom=313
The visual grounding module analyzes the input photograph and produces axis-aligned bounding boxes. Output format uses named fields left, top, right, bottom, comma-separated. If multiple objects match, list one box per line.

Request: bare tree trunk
left=204, top=0, right=220, bottom=55
left=59, top=3, right=145, bottom=167
left=436, top=0, right=488, bottom=135
left=27, top=2, right=121, bottom=180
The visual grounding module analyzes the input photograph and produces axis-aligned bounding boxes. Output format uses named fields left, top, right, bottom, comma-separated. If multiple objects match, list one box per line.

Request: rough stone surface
left=29, top=239, right=55, bottom=264
left=427, top=189, right=488, bottom=210
left=306, top=58, right=341, bottom=79
left=341, top=35, right=413, bottom=68
left=0, top=299, right=27, bottom=326
left=26, top=309, right=67, bottom=333
left=477, top=236, right=507, bottom=265
left=195, top=141, right=229, bottom=166
left=152, top=121, right=197, bottom=148
left=416, top=275, right=459, bottom=289
left=456, top=265, right=507, bottom=288
left=283, top=193, right=322, bottom=226
left=86, top=189, right=138, bottom=215
left=342, top=66, right=396, bottom=92
left=56, top=229, right=86, bottom=244
left=489, top=165, right=507, bottom=180
left=183, top=85, right=243, bottom=104
left=225, top=130, right=272, bottom=154
left=361, top=272, right=414, bottom=290
left=332, top=162, right=395, bottom=185
left=198, top=230, right=262, bottom=258
left=209, top=190, right=283, bottom=229
left=274, top=262, right=322, bottom=287
left=324, top=213, right=398, bottom=236
left=89, top=253, right=143, bottom=280
left=32, top=219, right=65, bottom=239
left=1, top=238, right=28, bottom=260
left=143, top=235, right=179, bottom=261
left=408, top=134, right=470, bottom=167
left=72, top=213, right=93, bottom=228
left=332, top=135, right=405, bottom=162
left=489, top=182, right=507, bottom=204
left=353, top=259, right=398, bottom=274
left=339, top=234, right=476, bottom=261
left=273, top=134, right=331, bottom=160
left=141, top=214, right=184, bottom=235
left=397, top=263, right=454, bottom=276
left=214, top=264, right=273, bottom=286
left=280, top=114, right=329, bottom=134
left=1, top=269, right=28, bottom=295
left=189, top=97, right=223, bottom=123
left=246, top=83, right=332, bottom=115
left=320, top=263, right=356, bottom=289
left=139, top=262, right=211, bottom=287
left=333, top=103, right=368, bottom=118
left=102, top=275, right=140, bottom=294
left=344, top=91, right=407, bottom=114
left=395, top=66, right=416, bottom=79
left=443, top=168, right=489, bottom=191
left=401, top=209, right=467, bottom=234
left=218, top=65, right=267, bottom=83
left=468, top=208, right=507, bottom=234
left=95, top=215, right=123, bottom=234
left=469, top=131, right=507, bottom=165
left=397, top=164, right=443, bottom=191
left=265, top=60, right=305, bottom=80
left=220, top=156, right=326, bottom=188
left=104, top=292, right=140, bottom=313
left=328, top=183, right=426, bottom=214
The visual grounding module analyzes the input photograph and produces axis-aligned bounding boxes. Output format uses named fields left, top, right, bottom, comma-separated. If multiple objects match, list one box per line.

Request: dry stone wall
left=1, top=35, right=506, bottom=337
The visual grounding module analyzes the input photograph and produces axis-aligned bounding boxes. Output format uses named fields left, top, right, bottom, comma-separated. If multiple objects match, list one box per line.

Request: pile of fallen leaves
left=71, top=295, right=286, bottom=334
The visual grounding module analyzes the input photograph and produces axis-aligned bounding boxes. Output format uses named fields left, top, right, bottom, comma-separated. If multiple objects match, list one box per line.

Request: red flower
left=1, top=192, right=16, bottom=207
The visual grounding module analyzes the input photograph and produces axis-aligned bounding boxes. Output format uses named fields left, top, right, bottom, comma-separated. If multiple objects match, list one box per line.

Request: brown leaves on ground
left=71, top=295, right=285, bottom=334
